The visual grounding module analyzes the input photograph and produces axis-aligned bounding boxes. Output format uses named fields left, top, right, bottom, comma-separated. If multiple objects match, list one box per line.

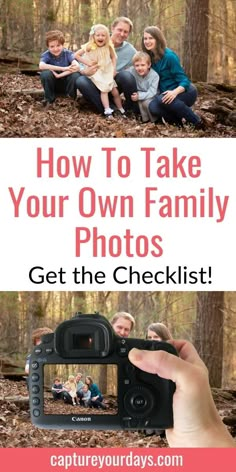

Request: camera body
left=29, top=313, right=177, bottom=430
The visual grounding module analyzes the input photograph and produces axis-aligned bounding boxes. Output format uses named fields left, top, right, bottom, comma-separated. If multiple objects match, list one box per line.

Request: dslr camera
left=29, top=312, right=177, bottom=430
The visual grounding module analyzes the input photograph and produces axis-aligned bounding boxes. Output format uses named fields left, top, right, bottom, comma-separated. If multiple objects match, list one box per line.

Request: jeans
left=88, top=395, right=106, bottom=409
left=52, top=391, right=63, bottom=400
left=76, top=75, right=104, bottom=113
left=40, top=70, right=80, bottom=103
left=62, top=391, right=73, bottom=405
left=76, top=70, right=138, bottom=114
left=115, top=70, right=138, bottom=112
left=149, top=84, right=200, bottom=125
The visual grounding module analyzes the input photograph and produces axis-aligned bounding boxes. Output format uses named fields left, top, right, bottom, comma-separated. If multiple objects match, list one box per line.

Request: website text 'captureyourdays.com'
left=50, top=451, right=183, bottom=469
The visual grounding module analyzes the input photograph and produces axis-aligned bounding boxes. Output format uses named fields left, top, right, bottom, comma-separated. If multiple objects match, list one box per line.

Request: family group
left=51, top=372, right=106, bottom=409
left=39, top=16, right=204, bottom=128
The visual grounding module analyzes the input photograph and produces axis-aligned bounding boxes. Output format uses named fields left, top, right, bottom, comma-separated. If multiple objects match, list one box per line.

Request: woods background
left=0, top=291, right=235, bottom=389
left=0, top=0, right=235, bottom=84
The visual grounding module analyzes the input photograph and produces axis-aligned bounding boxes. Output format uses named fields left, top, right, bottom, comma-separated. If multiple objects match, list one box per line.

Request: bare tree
left=194, top=292, right=224, bottom=387
left=119, top=0, right=128, bottom=17
left=183, top=0, right=209, bottom=81
left=80, top=0, right=92, bottom=44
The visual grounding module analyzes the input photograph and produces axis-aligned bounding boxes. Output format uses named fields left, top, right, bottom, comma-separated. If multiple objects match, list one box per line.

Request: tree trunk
left=72, top=292, right=87, bottom=314
left=119, top=0, right=128, bottom=17
left=80, top=0, right=92, bottom=44
left=0, top=0, right=9, bottom=49
left=183, top=0, right=209, bottom=81
left=98, top=365, right=107, bottom=395
left=44, top=0, right=58, bottom=30
left=194, top=292, right=224, bottom=387
left=117, top=292, right=129, bottom=311
left=23, top=0, right=34, bottom=52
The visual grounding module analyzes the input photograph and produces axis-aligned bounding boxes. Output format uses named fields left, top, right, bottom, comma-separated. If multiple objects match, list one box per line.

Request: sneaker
left=125, top=110, right=140, bottom=120
left=105, top=113, right=114, bottom=120
left=100, top=403, right=107, bottom=410
left=42, top=100, right=54, bottom=111
left=117, top=110, right=127, bottom=119
left=192, top=114, right=210, bottom=130
left=104, top=107, right=114, bottom=119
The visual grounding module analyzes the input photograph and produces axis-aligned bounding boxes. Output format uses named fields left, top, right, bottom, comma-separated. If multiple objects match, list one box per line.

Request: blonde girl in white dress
left=64, top=375, right=77, bottom=405
left=75, top=24, right=126, bottom=118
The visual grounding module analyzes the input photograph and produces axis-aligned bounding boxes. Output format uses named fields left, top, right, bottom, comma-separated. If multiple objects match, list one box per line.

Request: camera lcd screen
left=43, top=364, right=118, bottom=415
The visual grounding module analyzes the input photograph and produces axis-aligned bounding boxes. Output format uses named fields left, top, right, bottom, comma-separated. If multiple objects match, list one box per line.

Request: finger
left=169, top=340, right=205, bottom=367
left=162, top=94, right=170, bottom=103
left=128, top=344, right=205, bottom=386
left=129, top=348, right=189, bottom=383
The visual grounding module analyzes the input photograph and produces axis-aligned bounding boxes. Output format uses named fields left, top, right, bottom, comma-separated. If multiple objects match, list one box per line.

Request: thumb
left=128, top=347, right=194, bottom=385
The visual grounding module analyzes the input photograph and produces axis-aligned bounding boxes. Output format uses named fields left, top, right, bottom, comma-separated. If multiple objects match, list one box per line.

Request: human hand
left=52, top=71, right=60, bottom=78
left=83, top=64, right=98, bottom=76
left=128, top=340, right=235, bottom=447
left=161, top=90, right=177, bottom=104
left=131, top=92, right=139, bottom=102
left=69, top=63, right=80, bottom=72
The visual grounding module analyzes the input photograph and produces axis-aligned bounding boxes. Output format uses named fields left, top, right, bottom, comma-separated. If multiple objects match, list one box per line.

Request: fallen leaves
left=0, top=72, right=235, bottom=138
left=0, top=378, right=235, bottom=448
left=0, top=379, right=169, bottom=448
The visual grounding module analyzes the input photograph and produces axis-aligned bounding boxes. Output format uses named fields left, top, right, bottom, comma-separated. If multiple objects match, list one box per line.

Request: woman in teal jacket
left=142, top=26, right=203, bottom=128
left=85, top=376, right=107, bottom=409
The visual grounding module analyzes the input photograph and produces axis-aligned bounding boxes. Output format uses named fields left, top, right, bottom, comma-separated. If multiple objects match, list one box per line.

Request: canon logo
left=72, top=416, right=92, bottom=422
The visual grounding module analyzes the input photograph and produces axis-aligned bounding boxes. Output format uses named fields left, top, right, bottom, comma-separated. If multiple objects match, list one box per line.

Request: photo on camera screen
left=44, top=364, right=118, bottom=415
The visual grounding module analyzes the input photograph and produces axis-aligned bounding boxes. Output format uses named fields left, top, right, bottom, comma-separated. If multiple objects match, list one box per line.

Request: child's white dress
left=64, top=380, right=77, bottom=404
left=81, top=43, right=117, bottom=92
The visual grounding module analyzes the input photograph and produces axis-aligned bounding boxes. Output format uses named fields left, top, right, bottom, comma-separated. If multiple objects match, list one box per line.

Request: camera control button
left=133, top=395, right=146, bottom=408
left=33, top=409, right=40, bottom=417
left=32, top=385, right=40, bottom=394
left=42, top=333, right=54, bottom=344
left=32, top=397, right=40, bottom=406
left=144, top=419, right=151, bottom=427
left=34, top=347, right=42, bottom=355
left=45, top=348, right=53, bottom=354
left=31, top=373, right=39, bottom=382
left=124, top=379, right=130, bottom=385
left=124, top=386, right=154, bottom=417
left=122, top=417, right=132, bottom=429
left=123, top=417, right=139, bottom=428
left=31, top=362, right=39, bottom=370
left=117, top=340, right=128, bottom=356
left=119, top=347, right=128, bottom=356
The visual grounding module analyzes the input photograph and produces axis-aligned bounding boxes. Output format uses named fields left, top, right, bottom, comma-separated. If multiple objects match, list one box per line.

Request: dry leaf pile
left=0, top=73, right=235, bottom=138
left=0, top=379, right=168, bottom=448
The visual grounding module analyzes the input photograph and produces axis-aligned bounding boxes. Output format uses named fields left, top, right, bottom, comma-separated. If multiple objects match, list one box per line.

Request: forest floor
left=0, top=72, right=235, bottom=138
left=0, top=378, right=235, bottom=448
